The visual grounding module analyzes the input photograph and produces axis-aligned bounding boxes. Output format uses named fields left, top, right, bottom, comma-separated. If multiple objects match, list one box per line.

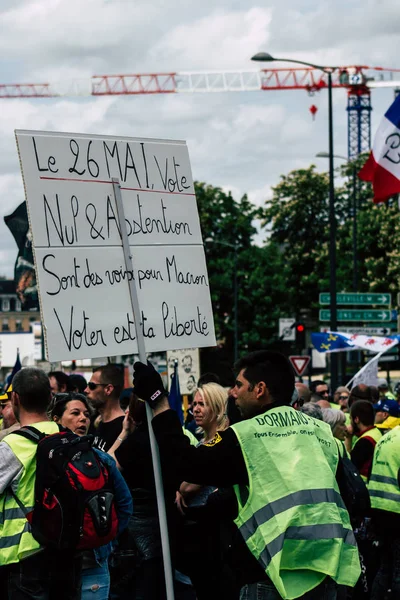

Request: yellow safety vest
left=369, top=426, right=400, bottom=514
left=231, top=406, right=360, bottom=600
left=353, top=427, right=382, bottom=482
left=0, top=421, right=59, bottom=565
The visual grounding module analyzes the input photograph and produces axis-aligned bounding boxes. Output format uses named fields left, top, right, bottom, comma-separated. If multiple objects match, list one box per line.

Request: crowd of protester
left=0, top=355, right=399, bottom=599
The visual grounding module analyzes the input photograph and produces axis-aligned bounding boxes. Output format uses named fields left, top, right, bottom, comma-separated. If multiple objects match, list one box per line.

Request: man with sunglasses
left=0, top=385, right=19, bottom=441
left=310, top=379, right=330, bottom=402
left=86, top=365, right=125, bottom=452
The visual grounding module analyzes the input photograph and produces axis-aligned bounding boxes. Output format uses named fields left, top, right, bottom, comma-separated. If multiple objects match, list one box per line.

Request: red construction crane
left=2, top=65, right=400, bottom=158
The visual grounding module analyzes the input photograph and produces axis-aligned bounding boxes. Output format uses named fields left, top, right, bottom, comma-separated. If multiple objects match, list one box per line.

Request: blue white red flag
left=359, top=94, right=400, bottom=203
left=312, top=331, right=398, bottom=353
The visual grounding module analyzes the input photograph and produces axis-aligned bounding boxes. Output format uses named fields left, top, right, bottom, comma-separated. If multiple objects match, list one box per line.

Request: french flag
left=359, top=94, right=400, bottom=203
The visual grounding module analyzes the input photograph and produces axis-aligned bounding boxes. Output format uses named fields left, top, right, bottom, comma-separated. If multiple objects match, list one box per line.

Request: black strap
left=12, top=423, right=64, bottom=443
left=13, top=425, right=46, bottom=444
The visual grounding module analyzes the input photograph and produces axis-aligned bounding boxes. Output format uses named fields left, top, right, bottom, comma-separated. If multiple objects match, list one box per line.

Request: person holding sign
left=133, top=351, right=361, bottom=600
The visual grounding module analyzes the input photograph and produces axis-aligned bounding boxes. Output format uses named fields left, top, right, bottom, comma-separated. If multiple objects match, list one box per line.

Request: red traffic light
left=296, top=324, right=305, bottom=332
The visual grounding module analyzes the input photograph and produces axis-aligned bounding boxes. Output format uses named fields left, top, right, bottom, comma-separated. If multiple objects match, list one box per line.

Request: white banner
left=348, top=352, right=382, bottom=389
left=16, top=130, right=216, bottom=361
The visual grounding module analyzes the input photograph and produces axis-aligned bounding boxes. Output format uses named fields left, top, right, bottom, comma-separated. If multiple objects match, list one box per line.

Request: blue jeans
left=240, top=577, right=337, bottom=600
left=81, top=561, right=110, bottom=600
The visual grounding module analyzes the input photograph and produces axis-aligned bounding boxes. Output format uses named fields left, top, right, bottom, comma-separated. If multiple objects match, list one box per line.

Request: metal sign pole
left=112, top=178, right=175, bottom=600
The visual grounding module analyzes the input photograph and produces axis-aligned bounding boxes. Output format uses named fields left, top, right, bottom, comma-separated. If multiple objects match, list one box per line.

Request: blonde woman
left=192, top=382, right=229, bottom=443
left=176, top=383, right=228, bottom=509
left=176, top=383, right=230, bottom=599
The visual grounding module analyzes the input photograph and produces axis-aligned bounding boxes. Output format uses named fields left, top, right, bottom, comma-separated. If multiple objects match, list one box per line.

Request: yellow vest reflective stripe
left=369, top=426, right=400, bottom=513
left=231, top=406, right=360, bottom=600
left=0, top=421, right=59, bottom=565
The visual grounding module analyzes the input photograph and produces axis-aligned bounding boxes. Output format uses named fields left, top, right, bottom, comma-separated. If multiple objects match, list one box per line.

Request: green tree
left=262, top=166, right=334, bottom=315
left=195, top=182, right=259, bottom=355
left=334, top=154, right=400, bottom=297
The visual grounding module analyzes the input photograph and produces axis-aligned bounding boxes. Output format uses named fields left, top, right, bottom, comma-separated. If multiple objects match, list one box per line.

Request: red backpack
left=13, top=425, right=119, bottom=550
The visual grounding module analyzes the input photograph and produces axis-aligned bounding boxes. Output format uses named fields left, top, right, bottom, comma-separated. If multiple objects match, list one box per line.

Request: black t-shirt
left=115, top=424, right=181, bottom=500
left=91, top=416, right=124, bottom=452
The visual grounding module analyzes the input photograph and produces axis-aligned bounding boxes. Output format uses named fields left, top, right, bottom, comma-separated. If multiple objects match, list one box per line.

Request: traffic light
left=295, top=322, right=306, bottom=349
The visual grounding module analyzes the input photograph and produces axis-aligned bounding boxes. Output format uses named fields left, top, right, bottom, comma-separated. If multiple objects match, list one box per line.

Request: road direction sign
left=319, top=309, right=392, bottom=322
left=319, top=293, right=391, bottom=306
left=289, top=355, right=310, bottom=376
left=320, top=325, right=396, bottom=335
left=279, top=318, right=295, bottom=341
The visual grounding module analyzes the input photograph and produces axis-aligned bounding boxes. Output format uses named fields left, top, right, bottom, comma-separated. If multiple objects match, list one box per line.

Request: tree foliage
left=196, top=159, right=400, bottom=369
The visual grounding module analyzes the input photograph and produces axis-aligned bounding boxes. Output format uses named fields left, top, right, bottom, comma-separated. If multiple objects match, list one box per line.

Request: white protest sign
left=167, top=348, right=200, bottom=394
left=16, top=130, right=216, bottom=362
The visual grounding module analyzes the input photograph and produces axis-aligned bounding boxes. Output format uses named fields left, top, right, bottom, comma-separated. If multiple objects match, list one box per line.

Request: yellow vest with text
left=0, top=421, right=59, bottom=565
left=369, top=426, right=400, bottom=514
left=231, top=406, right=360, bottom=600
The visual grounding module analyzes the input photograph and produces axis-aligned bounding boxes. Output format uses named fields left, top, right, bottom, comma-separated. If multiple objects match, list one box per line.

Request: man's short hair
left=349, top=384, right=374, bottom=407
left=13, top=368, right=52, bottom=413
left=93, top=364, right=124, bottom=398
left=68, top=374, right=87, bottom=394
left=309, top=380, right=327, bottom=394
left=234, top=350, right=294, bottom=404
left=197, top=372, right=221, bottom=387
left=350, top=400, right=375, bottom=427
left=48, top=370, right=70, bottom=392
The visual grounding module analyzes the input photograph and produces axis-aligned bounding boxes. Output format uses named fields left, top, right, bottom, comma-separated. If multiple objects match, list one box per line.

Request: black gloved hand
left=133, top=361, right=167, bottom=407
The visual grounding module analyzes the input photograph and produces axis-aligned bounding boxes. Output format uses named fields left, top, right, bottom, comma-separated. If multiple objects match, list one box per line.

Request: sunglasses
left=0, top=401, right=10, bottom=409
left=339, top=395, right=349, bottom=400
left=87, top=382, right=108, bottom=391
left=290, top=398, right=305, bottom=408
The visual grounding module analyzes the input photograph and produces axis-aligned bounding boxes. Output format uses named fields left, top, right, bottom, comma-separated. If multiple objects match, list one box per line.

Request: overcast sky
left=0, top=0, right=400, bottom=276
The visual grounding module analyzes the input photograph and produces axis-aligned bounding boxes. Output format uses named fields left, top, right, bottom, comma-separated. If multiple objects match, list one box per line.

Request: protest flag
left=6, top=349, right=22, bottom=388
left=4, top=201, right=39, bottom=310
left=311, top=331, right=398, bottom=354
left=359, top=94, right=400, bottom=203
left=169, top=360, right=183, bottom=424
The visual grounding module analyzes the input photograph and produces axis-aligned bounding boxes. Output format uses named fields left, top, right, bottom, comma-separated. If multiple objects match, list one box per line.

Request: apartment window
left=2, top=299, right=10, bottom=312
left=2, top=319, right=9, bottom=332
left=15, top=299, right=22, bottom=312
left=16, top=320, right=23, bottom=332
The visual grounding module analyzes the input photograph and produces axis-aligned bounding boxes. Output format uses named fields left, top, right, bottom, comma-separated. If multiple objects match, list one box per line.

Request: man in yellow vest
left=0, top=367, right=82, bottom=599
left=133, top=351, right=361, bottom=599
left=350, top=401, right=382, bottom=482
left=368, top=426, right=400, bottom=598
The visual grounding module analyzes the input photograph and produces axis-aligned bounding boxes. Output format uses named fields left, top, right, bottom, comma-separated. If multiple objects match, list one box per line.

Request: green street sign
left=319, top=293, right=391, bottom=306
left=319, top=309, right=392, bottom=322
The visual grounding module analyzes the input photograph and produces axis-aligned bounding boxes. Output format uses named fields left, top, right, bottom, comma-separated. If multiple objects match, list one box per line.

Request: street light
left=204, top=238, right=239, bottom=362
left=316, top=152, right=358, bottom=292
left=252, top=52, right=338, bottom=390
